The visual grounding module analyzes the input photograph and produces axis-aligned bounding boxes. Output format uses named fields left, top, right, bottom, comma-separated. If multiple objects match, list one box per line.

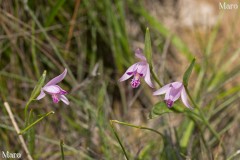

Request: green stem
left=60, top=140, right=65, bottom=160
left=24, top=100, right=32, bottom=127
left=109, top=120, right=129, bottom=160
left=150, top=67, right=162, bottom=87
left=19, top=111, right=55, bottom=135
left=111, top=120, right=163, bottom=137
left=28, top=109, right=35, bottom=156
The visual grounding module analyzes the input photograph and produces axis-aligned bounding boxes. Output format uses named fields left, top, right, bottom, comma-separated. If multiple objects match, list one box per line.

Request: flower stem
left=24, top=100, right=32, bottom=127
left=150, top=67, right=162, bottom=87
left=111, top=120, right=163, bottom=137
left=109, top=120, right=129, bottom=160
left=60, top=140, right=65, bottom=160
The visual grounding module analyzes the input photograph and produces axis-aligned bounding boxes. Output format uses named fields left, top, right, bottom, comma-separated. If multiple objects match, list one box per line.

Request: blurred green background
left=0, top=0, right=240, bottom=159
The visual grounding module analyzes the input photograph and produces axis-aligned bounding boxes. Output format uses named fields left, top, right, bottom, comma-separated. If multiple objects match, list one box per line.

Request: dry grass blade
left=65, top=0, right=81, bottom=52
left=4, top=102, right=33, bottom=160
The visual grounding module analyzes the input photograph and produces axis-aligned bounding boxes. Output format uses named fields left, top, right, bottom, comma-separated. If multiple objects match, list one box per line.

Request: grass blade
left=29, top=70, right=46, bottom=101
left=45, top=0, right=66, bottom=27
left=20, top=111, right=55, bottom=135
left=183, top=58, right=195, bottom=87
left=144, top=27, right=152, bottom=67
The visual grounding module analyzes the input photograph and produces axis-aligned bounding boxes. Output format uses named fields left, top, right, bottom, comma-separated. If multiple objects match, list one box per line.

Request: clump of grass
left=0, top=0, right=240, bottom=159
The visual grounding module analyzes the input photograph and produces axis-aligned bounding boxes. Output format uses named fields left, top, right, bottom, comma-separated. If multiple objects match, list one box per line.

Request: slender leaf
left=45, top=0, right=66, bottom=26
left=29, top=70, right=47, bottom=100
left=144, top=27, right=152, bottom=67
left=183, top=58, right=195, bottom=87
left=21, top=111, right=55, bottom=135
left=24, top=70, right=46, bottom=126
left=31, top=22, right=40, bottom=78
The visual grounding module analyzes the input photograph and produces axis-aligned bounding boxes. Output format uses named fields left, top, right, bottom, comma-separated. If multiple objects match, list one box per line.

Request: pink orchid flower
left=36, top=68, right=69, bottom=105
left=153, top=82, right=192, bottom=109
left=119, top=48, right=153, bottom=88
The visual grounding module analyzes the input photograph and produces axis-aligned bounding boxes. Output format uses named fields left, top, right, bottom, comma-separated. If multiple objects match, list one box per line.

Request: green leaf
left=183, top=58, right=195, bottom=87
left=24, top=70, right=47, bottom=126
left=144, top=27, right=152, bottom=67
left=29, top=70, right=47, bottom=101
left=20, top=111, right=55, bottom=135
left=149, top=102, right=184, bottom=119
left=60, top=140, right=65, bottom=160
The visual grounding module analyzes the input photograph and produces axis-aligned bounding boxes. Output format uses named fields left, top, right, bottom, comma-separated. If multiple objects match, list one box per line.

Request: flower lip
left=131, top=78, right=140, bottom=88
left=165, top=99, right=174, bottom=108
left=52, top=94, right=60, bottom=103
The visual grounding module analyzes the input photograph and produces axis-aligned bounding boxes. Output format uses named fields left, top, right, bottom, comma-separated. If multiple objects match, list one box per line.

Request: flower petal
left=144, top=64, right=154, bottom=88
left=45, top=68, right=67, bottom=86
left=164, top=87, right=171, bottom=100
left=119, top=63, right=138, bottom=82
left=36, top=90, right=46, bottom=100
left=60, top=95, right=69, bottom=105
left=136, top=62, right=147, bottom=76
left=43, top=85, right=62, bottom=94
left=171, top=82, right=183, bottom=89
left=181, top=87, right=193, bottom=109
left=153, top=83, right=171, bottom=95
left=60, top=89, right=68, bottom=95
left=169, top=86, right=182, bottom=101
left=135, top=48, right=146, bottom=61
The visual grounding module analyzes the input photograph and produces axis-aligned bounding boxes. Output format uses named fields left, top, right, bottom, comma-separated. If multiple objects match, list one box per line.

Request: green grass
left=0, top=0, right=240, bottom=159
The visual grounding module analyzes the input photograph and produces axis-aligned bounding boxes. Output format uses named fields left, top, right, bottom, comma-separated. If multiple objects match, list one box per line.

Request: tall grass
left=0, top=0, right=240, bottom=159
